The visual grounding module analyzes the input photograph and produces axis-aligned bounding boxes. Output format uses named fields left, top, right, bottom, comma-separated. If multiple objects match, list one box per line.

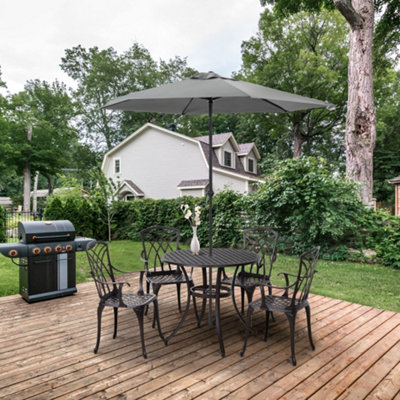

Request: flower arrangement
left=180, top=204, right=201, bottom=227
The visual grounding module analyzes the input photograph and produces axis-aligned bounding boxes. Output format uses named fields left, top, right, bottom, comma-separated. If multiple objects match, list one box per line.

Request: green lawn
left=0, top=240, right=399, bottom=313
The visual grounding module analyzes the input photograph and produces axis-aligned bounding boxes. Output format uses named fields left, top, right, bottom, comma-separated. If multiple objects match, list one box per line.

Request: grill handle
left=30, top=234, right=71, bottom=242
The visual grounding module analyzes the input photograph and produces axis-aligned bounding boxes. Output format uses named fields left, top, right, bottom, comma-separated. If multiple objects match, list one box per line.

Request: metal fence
left=4, top=211, right=43, bottom=242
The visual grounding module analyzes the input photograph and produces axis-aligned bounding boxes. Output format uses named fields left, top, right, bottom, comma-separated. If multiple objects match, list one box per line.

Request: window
left=248, top=158, right=254, bottom=173
left=224, top=151, right=232, bottom=167
left=114, top=158, right=121, bottom=174
left=126, top=195, right=135, bottom=201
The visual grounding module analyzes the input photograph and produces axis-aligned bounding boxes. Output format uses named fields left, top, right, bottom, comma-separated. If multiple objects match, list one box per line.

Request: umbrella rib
left=261, top=98, right=289, bottom=113
left=181, top=98, right=194, bottom=115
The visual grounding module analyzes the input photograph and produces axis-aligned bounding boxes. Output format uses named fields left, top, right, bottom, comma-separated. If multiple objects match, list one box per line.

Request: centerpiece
left=180, top=204, right=201, bottom=255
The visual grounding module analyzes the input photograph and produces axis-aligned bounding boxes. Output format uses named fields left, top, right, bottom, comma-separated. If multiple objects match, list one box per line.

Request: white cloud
left=0, top=0, right=262, bottom=94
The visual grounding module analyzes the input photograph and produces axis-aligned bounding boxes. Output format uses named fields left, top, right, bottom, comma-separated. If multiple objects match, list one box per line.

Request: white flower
left=184, top=210, right=192, bottom=219
left=194, top=216, right=201, bottom=226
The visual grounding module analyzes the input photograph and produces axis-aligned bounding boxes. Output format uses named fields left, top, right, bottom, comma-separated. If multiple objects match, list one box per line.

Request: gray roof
left=197, top=141, right=261, bottom=179
left=388, top=176, right=400, bottom=184
left=122, top=180, right=144, bottom=195
left=196, top=132, right=233, bottom=146
left=177, top=179, right=209, bottom=188
left=238, top=143, right=254, bottom=155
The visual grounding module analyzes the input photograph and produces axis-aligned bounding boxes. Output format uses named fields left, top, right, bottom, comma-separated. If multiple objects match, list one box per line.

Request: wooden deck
left=0, top=270, right=399, bottom=400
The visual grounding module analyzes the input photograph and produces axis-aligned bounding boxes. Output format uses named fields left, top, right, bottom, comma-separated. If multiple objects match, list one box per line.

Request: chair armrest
left=111, top=264, right=130, bottom=274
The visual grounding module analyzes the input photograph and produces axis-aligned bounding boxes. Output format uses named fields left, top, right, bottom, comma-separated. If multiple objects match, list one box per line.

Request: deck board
left=0, top=270, right=399, bottom=399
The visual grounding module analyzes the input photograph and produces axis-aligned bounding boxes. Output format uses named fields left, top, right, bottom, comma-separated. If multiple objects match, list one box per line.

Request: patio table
left=162, top=247, right=259, bottom=356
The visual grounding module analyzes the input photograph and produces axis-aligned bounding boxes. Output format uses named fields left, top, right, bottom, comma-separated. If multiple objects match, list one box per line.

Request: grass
left=0, top=240, right=399, bottom=313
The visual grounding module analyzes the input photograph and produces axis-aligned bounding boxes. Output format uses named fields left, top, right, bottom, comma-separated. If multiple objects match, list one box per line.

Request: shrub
left=355, top=208, right=400, bottom=268
left=247, top=157, right=365, bottom=255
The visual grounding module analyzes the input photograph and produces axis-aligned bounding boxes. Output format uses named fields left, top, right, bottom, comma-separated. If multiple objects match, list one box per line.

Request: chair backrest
left=243, top=227, right=278, bottom=278
left=291, top=246, right=320, bottom=307
left=140, top=226, right=180, bottom=272
left=86, top=240, right=116, bottom=299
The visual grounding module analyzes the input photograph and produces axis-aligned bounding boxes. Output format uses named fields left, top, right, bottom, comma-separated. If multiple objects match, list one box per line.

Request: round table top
left=162, top=248, right=259, bottom=268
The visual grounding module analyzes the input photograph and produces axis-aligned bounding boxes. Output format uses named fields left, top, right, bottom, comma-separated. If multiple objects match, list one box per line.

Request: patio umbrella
left=103, top=71, right=331, bottom=256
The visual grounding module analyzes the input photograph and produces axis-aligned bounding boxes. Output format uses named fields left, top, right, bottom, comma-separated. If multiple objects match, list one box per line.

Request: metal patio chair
left=140, top=226, right=194, bottom=341
left=240, top=246, right=320, bottom=366
left=222, top=227, right=278, bottom=328
left=86, top=240, right=165, bottom=359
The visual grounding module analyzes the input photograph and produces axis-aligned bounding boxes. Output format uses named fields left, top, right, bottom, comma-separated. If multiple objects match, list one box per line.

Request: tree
left=5, top=80, right=77, bottom=205
left=89, top=169, right=120, bottom=242
left=239, top=9, right=348, bottom=161
left=263, top=0, right=400, bottom=206
left=60, top=43, right=196, bottom=151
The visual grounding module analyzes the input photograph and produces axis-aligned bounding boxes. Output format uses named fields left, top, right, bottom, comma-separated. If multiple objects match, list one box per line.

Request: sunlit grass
left=0, top=240, right=399, bottom=313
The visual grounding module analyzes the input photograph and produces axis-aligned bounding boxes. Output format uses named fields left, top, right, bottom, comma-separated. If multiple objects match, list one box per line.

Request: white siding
left=104, top=127, right=208, bottom=199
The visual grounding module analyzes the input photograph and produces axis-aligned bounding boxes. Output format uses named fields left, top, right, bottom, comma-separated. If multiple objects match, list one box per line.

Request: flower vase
left=190, top=226, right=200, bottom=255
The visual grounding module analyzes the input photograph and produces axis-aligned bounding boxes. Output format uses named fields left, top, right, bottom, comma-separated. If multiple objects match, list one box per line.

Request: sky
left=0, top=0, right=263, bottom=95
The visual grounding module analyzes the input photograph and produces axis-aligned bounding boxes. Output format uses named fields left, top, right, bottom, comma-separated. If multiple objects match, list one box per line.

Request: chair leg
left=151, top=284, right=161, bottom=329
left=153, top=299, right=167, bottom=345
left=134, top=307, right=147, bottom=359
left=241, top=287, right=245, bottom=314
left=94, top=303, right=104, bottom=354
left=144, top=280, right=150, bottom=316
left=286, top=312, right=297, bottom=366
left=176, top=282, right=182, bottom=312
left=240, top=306, right=254, bottom=357
left=113, top=307, right=118, bottom=339
left=306, top=305, right=315, bottom=350
left=264, top=310, right=270, bottom=342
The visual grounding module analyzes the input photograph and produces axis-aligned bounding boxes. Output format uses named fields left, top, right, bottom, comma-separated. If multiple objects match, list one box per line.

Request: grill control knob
left=44, top=246, right=52, bottom=254
left=65, top=244, right=73, bottom=252
left=55, top=245, right=62, bottom=253
left=9, top=249, right=18, bottom=257
left=33, top=248, right=41, bottom=255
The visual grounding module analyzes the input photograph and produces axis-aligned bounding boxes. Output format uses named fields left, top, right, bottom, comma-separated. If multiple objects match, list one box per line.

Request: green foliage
left=60, top=43, right=196, bottom=151
left=355, top=209, right=400, bottom=268
left=238, top=8, right=348, bottom=162
left=44, top=190, right=107, bottom=240
left=247, top=157, right=364, bottom=254
left=0, top=206, right=6, bottom=243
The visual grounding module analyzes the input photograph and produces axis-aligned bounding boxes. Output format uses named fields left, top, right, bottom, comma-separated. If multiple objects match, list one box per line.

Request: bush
left=0, top=206, right=6, bottom=243
left=355, top=209, right=400, bottom=268
left=247, top=157, right=365, bottom=255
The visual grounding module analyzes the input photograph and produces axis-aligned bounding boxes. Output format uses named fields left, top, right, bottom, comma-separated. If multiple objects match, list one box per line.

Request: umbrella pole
left=208, top=99, right=213, bottom=257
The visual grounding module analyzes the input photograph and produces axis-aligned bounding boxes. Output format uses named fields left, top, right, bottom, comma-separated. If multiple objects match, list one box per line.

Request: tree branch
left=333, top=0, right=364, bottom=29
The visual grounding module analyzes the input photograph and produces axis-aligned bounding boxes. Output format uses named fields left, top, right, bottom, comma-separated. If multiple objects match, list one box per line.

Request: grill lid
left=18, top=220, right=76, bottom=243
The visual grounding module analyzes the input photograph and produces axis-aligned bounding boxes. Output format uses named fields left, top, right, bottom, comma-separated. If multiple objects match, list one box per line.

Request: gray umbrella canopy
left=103, top=72, right=331, bottom=256
left=103, top=71, right=329, bottom=114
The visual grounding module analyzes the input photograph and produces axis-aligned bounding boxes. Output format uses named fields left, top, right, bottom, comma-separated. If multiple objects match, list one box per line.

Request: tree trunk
left=292, top=114, right=305, bottom=158
left=335, top=0, right=376, bottom=206
left=293, top=124, right=304, bottom=158
left=23, top=125, right=32, bottom=213
left=32, top=171, right=39, bottom=213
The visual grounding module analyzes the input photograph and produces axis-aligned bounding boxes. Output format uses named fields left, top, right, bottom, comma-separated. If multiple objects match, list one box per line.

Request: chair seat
left=146, top=270, right=190, bottom=285
left=250, top=295, right=306, bottom=313
left=235, top=272, right=270, bottom=287
left=222, top=272, right=269, bottom=287
left=104, top=292, right=156, bottom=308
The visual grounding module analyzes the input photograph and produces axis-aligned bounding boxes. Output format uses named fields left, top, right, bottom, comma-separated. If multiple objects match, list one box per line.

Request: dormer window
left=114, top=158, right=121, bottom=174
left=248, top=158, right=255, bottom=173
left=224, top=151, right=232, bottom=167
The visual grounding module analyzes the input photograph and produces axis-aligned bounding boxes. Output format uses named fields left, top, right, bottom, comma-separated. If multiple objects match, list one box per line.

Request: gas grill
left=0, top=220, right=92, bottom=302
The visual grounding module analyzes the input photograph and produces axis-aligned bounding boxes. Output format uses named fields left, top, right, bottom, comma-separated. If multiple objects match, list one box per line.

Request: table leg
left=215, top=267, right=225, bottom=357
left=208, top=266, right=213, bottom=326
left=164, top=265, right=191, bottom=344
left=193, top=267, right=208, bottom=327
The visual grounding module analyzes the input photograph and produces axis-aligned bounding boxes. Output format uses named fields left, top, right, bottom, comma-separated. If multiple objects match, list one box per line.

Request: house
left=388, top=176, right=400, bottom=215
left=101, top=123, right=263, bottom=200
